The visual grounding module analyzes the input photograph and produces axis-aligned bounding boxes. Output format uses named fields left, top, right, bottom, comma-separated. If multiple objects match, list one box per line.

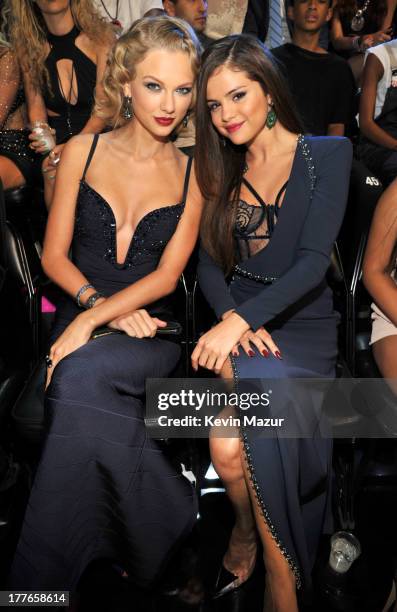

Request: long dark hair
left=195, top=35, right=304, bottom=274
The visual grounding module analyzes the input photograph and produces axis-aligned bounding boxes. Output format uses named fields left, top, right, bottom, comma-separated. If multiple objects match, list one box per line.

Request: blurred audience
left=359, top=39, right=397, bottom=187
left=331, top=0, right=395, bottom=83
left=363, top=178, right=397, bottom=381
left=94, top=0, right=164, bottom=34
left=272, top=0, right=355, bottom=136
left=163, top=0, right=212, bottom=154
left=163, top=0, right=212, bottom=46
left=7, top=0, right=114, bottom=208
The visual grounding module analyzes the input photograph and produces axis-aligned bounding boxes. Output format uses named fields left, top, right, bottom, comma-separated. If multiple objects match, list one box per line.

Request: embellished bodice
left=67, top=135, right=192, bottom=305
left=74, top=181, right=184, bottom=274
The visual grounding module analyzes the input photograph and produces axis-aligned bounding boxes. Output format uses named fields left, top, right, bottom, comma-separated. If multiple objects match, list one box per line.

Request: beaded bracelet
left=76, top=283, right=94, bottom=308
left=85, top=292, right=105, bottom=309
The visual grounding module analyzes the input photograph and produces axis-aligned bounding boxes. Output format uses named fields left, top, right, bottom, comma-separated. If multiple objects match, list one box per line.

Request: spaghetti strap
left=182, top=156, right=193, bottom=202
left=81, top=134, right=99, bottom=181
left=242, top=177, right=289, bottom=208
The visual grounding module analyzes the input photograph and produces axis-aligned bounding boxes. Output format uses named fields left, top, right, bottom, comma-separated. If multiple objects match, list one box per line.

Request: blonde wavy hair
left=95, top=16, right=202, bottom=128
left=7, top=0, right=114, bottom=91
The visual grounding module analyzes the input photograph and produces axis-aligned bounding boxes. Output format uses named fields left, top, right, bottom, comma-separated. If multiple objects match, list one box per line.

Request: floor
left=1, top=441, right=397, bottom=612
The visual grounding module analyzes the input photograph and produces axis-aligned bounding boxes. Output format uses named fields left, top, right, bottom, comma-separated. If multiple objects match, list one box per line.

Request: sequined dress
left=0, top=48, right=36, bottom=183
left=10, top=136, right=197, bottom=591
left=198, top=135, right=353, bottom=593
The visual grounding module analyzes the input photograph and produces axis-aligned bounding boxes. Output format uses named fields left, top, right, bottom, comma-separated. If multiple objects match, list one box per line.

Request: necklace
left=351, top=0, right=371, bottom=32
left=57, top=63, right=76, bottom=136
left=99, top=0, right=122, bottom=28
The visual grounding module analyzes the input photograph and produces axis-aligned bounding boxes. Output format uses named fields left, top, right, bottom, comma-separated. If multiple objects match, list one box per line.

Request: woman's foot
left=223, top=524, right=258, bottom=585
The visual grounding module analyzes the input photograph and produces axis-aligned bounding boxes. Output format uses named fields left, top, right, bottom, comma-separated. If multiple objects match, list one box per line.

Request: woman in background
left=7, top=0, right=114, bottom=206
left=363, top=178, right=397, bottom=382
left=0, top=5, right=37, bottom=191
left=193, top=35, right=352, bottom=610
left=331, top=0, right=395, bottom=83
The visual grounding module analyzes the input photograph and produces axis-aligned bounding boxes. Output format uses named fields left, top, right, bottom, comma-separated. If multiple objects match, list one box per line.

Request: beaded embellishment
left=298, top=134, right=316, bottom=194
left=76, top=181, right=184, bottom=269
left=229, top=354, right=303, bottom=589
left=233, top=264, right=277, bottom=284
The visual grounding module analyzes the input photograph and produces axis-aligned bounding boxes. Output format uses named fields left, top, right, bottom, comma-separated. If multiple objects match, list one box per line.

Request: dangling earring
left=182, top=112, right=190, bottom=128
left=265, top=103, right=277, bottom=129
left=123, top=96, right=133, bottom=120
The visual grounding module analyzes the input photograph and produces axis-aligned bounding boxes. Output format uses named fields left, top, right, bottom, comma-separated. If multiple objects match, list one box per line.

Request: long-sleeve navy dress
left=10, top=135, right=198, bottom=591
left=198, top=135, right=352, bottom=591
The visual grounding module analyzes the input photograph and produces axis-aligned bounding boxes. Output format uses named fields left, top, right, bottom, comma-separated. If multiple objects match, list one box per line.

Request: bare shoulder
left=59, top=134, right=97, bottom=175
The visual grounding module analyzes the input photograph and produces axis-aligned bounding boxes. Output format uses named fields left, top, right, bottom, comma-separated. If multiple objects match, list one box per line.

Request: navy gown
left=10, top=135, right=198, bottom=590
left=198, top=135, right=352, bottom=591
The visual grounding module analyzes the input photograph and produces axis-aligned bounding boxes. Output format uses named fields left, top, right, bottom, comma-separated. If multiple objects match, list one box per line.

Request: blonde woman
left=9, top=16, right=202, bottom=591
left=0, top=6, right=37, bottom=191
left=7, top=0, right=115, bottom=207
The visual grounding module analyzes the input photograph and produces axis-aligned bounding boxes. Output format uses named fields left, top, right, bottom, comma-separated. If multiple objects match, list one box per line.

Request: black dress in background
left=44, top=25, right=97, bottom=144
left=9, top=136, right=198, bottom=590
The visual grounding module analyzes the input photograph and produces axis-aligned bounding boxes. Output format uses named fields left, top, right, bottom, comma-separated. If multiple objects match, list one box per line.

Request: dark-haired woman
left=331, top=0, right=395, bottom=83
left=7, top=0, right=115, bottom=207
left=191, top=35, right=352, bottom=610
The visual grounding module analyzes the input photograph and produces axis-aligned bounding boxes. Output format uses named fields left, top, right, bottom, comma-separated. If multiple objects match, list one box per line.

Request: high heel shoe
left=213, top=557, right=257, bottom=599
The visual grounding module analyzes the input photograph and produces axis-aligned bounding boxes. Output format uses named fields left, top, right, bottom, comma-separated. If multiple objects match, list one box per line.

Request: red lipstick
left=225, top=122, right=244, bottom=134
left=154, top=117, right=174, bottom=126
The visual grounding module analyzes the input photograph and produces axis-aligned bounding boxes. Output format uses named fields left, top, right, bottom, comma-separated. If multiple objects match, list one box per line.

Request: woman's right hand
left=29, top=128, right=56, bottom=155
left=108, top=309, right=167, bottom=338
left=360, top=29, right=392, bottom=50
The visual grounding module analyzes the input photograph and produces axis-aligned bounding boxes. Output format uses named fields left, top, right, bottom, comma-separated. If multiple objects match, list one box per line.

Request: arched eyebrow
left=207, top=85, right=248, bottom=102
left=143, top=74, right=193, bottom=87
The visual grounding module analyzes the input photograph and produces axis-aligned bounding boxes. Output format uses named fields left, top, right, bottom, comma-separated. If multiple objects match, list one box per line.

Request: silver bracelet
left=76, top=283, right=94, bottom=308
left=85, top=292, right=104, bottom=309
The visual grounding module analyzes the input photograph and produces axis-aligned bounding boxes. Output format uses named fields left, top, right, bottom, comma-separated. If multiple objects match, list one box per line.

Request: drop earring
left=123, top=96, right=133, bottom=120
left=265, top=103, right=277, bottom=129
left=182, top=112, right=190, bottom=128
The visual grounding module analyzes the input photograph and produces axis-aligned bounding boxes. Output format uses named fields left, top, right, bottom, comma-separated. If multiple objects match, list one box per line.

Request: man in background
left=163, top=0, right=212, bottom=47
left=272, top=0, right=355, bottom=135
left=94, top=0, right=164, bottom=34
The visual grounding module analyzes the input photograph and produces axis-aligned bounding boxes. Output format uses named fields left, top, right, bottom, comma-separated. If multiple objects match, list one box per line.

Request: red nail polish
left=232, top=351, right=239, bottom=357
left=248, top=350, right=255, bottom=357
left=262, top=349, right=269, bottom=357
left=275, top=351, right=282, bottom=360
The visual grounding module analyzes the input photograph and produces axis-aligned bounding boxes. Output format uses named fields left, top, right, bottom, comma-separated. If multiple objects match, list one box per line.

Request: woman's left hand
left=191, top=313, right=249, bottom=373
left=45, top=313, right=94, bottom=389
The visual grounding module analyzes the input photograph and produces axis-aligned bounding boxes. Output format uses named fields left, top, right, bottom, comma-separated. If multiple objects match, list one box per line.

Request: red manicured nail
left=262, top=349, right=269, bottom=357
left=275, top=351, right=282, bottom=360
left=232, top=351, right=239, bottom=357
left=248, top=350, right=255, bottom=357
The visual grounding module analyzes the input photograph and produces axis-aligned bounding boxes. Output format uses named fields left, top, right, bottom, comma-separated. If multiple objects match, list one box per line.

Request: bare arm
left=0, top=51, right=21, bottom=129
left=22, top=69, right=48, bottom=125
left=359, top=53, right=397, bottom=149
left=78, top=40, right=113, bottom=136
left=363, top=180, right=397, bottom=327
left=327, top=123, right=345, bottom=136
left=380, top=0, right=396, bottom=29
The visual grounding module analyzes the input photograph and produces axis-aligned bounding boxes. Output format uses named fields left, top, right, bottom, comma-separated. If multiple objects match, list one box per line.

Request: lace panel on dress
left=234, top=179, right=288, bottom=261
